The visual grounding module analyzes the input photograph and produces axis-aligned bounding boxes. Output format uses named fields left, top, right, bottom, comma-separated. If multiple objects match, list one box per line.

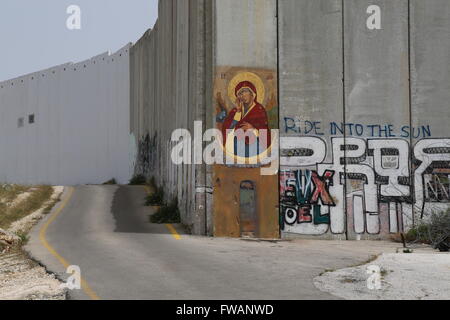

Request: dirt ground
left=0, top=250, right=65, bottom=300
left=0, top=186, right=66, bottom=300
left=314, top=248, right=450, bottom=300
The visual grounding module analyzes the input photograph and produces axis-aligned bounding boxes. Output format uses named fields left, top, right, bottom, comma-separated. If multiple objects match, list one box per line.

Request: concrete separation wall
left=1, top=0, right=448, bottom=239
left=132, top=0, right=449, bottom=239
left=279, top=0, right=450, bottom=240
left=212, top=0, right=280, bottom=238
left=130, top=0, right=213, bottom=235
left=0, top=45, right=132, bottom=185
left=279, top=0, right=345, bottom=238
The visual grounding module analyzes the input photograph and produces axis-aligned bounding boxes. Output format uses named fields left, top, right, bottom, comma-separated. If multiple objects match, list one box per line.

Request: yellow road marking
left=39, top=187, right=100, bottom=300
left=143, top=185, right=181, bottom=240
left=165, top=224, right=182, bottom=240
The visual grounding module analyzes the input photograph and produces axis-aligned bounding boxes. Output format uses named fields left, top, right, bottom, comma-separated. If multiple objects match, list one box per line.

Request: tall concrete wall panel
left=130, top=0, right=212, bottom=235
left=279, top=0, right=344, bottom=238
left=131, top=0, right=450, bottom=239
left=278, top=0, right=449, bottom=240
left=344, top=0, right=411, bottom=239
left=215, top=0, right=277, bottom=68
left=0, top=46, right=132, bottom=185
left=410, top=0, right=450, bottom=222
left=212, top=0, right=280, bottom=238
left=345, top=0, right=409, bottom=126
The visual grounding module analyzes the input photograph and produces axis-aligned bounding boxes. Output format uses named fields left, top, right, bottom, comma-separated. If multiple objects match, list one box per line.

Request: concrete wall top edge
left=0, top=43, right=132, bottom=87
left=0, top=62, right=72, bottom=87
left=133, top=28, right=154, bottom=48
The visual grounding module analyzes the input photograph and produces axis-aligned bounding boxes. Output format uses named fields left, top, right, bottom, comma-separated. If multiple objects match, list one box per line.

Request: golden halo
left=228, top=72, right=265, bottom=106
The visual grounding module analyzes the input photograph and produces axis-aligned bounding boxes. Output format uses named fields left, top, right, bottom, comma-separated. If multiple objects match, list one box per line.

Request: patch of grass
left=0, top=203, right=5, bottom=218
left=103, top=178, right=117, bottom=185
left=129, top=174, right=147, bottom=185
left=42, top=193, right=62, bottom=215
left=0, top=185, right=53, bottom=229
left=405, top=224, right=431, bottom=243
left=145, top=187, right=165, bottom=206
left=150, top=198, right=181, bottom=224
left=0, top=184, right=29, bottom=203
left=404, top=210, right=450, bottom=251
left=15, top=231, right=30, bottom=245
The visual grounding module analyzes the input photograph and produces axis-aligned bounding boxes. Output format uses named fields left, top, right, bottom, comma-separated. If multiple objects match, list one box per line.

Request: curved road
left=26, top=185, right=395, bottom=300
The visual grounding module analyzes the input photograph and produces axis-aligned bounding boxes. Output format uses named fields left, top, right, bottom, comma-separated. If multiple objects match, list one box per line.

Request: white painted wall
left=0, top=44, right=132, bottom=185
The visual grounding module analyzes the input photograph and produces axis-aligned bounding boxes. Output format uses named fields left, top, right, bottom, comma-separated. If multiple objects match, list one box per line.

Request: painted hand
left=235, top=98, right=243, bottom=113
left=240, top=122, right=255, bottom=131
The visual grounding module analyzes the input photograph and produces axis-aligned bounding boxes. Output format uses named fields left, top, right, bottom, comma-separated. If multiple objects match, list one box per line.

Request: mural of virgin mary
left=218, top=80, right=271, bottom=158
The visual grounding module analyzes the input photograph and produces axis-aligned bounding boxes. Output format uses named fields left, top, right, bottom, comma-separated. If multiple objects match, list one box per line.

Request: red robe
left=222, top=102, right=271, bottom=149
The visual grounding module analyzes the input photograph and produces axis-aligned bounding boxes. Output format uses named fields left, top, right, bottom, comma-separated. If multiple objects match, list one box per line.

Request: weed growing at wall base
left=406, top=210, right=450, bottom=251
left=102, top=178, right=117, bottom=185
left=129, top=174, right=147, bottom=185
left=146, top=187, right=165, bottom=206
left=150, top=199, right=181, bottom=224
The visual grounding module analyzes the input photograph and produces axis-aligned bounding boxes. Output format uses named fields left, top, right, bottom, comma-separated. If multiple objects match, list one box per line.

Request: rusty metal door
left=239, top=181, right=257, bottom=237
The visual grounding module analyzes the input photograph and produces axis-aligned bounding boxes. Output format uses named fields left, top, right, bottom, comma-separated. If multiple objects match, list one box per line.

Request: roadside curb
left=23, top=186, right=73, bottom=298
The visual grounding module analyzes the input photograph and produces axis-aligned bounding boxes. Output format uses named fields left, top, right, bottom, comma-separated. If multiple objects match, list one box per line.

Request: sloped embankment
left=0, top=185, right=66, bottom=300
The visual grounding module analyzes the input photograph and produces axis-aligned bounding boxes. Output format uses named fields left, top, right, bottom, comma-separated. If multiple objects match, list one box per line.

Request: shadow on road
left=111, top=185, right=175, bottom=235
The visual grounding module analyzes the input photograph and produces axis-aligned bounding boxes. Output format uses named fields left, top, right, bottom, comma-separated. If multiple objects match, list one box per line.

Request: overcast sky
left=0, top=0, right=158, bottom=81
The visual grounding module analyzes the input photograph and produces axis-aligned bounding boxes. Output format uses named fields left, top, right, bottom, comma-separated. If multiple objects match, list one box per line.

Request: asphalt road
left=26, top=185, right=398, bottom=300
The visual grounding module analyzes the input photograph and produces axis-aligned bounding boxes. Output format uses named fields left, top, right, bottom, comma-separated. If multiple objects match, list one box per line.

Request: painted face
left=237, top=88, right=254, bottom=105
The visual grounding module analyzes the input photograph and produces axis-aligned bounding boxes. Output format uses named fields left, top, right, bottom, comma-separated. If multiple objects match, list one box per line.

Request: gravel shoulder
left=0, top=186, right=67, bottom=300
left=0, top=251, right=65, bottom=300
